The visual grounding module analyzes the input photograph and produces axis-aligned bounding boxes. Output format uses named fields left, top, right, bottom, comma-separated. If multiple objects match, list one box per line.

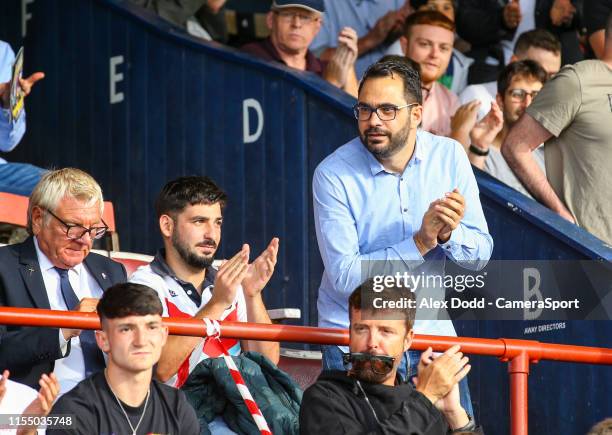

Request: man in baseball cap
left=242, top=0, right=359, bottom=96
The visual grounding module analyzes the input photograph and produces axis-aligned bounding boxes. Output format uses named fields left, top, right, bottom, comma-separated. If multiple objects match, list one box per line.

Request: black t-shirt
left=584, top=0, right=612, bottom=35
left=47, top=372, right=199, bottom=435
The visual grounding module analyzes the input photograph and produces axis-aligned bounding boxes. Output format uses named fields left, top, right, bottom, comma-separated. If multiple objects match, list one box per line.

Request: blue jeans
left=0, top=163, right=45, bottom=195
left=321, top=345, right=474, bottom=417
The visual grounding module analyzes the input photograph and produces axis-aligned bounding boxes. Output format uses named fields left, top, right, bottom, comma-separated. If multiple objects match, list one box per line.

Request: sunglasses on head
left=343, top=352, right=396, bottom=376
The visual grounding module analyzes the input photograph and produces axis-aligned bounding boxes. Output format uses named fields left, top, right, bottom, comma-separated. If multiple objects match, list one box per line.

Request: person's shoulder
left=0, top=241, right=20, bottom=261
left=52, top=376, right=99, bottom=411
left=0, top=239, right=28, bottom=272
left=151, top=378, right=190, bottom=405
left=315, top=137, right=365, bottom=176
left=129, top=262, right=159, bottom=282
left=304, top=370, right=352, bottom=396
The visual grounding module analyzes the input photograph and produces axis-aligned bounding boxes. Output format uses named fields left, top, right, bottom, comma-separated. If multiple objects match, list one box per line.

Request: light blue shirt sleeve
left=313, top=166, right=425, bottom=298
left=438, top=142, right=494, bottom=270
left=0, top=40, right=26, bottom=152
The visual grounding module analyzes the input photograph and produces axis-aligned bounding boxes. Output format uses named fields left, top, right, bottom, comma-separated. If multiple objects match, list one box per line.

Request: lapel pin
left=101, top=272, right=107, bottom=280
left=27, top=266, right=35, bottom=275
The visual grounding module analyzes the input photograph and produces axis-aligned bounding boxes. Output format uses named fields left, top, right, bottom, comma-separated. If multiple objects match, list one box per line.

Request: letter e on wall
left=110, top=55, right=124, bottom=104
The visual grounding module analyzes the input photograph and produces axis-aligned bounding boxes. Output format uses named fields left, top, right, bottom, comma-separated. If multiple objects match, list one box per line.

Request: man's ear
left=400, top=36, right=409, bottom=56
left=31, top=206, right=44, bottom=235
left=496, top=93, right=504, bottom=112
left=266, top=11, right=274, bottom=30
left=95, top=330, right=110, bottom=354
left=410, top=104, right=423, bottom=128
left=404, top=329, right=414, bottom=353
left=161, top=325, right=169, bottom=347
left=159, top=214, right=174, bottom=239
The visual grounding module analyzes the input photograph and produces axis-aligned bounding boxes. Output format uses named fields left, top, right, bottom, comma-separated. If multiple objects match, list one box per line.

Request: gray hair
left=27, top=168, right=104, bottom=234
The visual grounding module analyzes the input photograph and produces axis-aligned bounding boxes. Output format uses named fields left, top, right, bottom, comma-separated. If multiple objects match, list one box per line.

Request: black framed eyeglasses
left=343, top=352, right=396, bottom=376
left=508, top=89, right=539, bottom=102
left=46, top=209, right=109, bottom=240
left=353, top=103, right=418, bottom=121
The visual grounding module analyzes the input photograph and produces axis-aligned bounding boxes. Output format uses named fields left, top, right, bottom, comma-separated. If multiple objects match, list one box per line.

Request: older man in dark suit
left=0, top=168, right=126, bottom=392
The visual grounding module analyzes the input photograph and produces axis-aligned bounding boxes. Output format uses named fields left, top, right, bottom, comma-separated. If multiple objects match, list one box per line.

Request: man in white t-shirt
left=130, top=176, right=280, bottom=390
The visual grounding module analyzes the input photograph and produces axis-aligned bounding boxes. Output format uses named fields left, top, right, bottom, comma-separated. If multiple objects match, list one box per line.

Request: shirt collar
left=33, top=236, right=83, bottom=275
left=150, top=248, right=217, bottom=290
left=363, top=130, right=426, bottom=176
left=263, top=37, right=323, bottom=75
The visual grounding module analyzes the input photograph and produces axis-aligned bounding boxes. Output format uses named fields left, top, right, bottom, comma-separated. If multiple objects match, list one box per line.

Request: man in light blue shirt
left=313, top=57, right=493, bottom=416
left=0, top=40, right=46, bottom=195
left=310, top=0, right=411, bottom=78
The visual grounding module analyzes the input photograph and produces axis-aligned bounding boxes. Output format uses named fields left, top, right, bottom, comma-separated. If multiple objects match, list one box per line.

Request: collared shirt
left=129, top=251, right=246, bottom=388
left=0, top=40, right=26, bottom=159
left=313, top=130, right=493, bottom=339
left=241, top=37, right=327, bottom=76
left=33, top=237, right=104, bottom=395
left=148, top=249, right=218, bottom=308
left=310, top=0, right=406, bottom=78
left=421, top=82, right=460, bottom=137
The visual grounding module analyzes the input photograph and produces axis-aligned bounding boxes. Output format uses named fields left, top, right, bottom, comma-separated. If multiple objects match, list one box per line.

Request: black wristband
left=469, top=144, right=489, bottom=156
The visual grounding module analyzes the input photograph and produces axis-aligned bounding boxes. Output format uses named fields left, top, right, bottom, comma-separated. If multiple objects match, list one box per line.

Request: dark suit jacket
left=0, top=237, right=127, bottom=389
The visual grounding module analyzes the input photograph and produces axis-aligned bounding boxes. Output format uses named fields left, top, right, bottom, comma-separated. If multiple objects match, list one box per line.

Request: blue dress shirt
left=310, top=0, right=406, bottom=78
left=0, top=40, right=26, bottom=158
left=313, top=130, right=493, bottom=337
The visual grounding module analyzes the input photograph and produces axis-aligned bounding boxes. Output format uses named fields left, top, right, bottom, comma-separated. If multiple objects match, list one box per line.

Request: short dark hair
left=497, top=59, right=548, bottom=95
left=359, top=57, right=423, bottom=105
left=155, top=176, right=228, bottom=218
left=348, top=278, right=416, bottom=332
left=97, top=283, right=163, bottom=323
left=514, top=29, right=561, bottom=56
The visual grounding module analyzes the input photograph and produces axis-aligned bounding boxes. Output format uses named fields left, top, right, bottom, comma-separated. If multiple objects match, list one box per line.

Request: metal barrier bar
left=2, top=307, right=612, bottom=435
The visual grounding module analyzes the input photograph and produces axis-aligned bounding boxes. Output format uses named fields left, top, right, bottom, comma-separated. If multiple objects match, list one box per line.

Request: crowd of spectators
left=0, top=0, right=611, bottom=433
left=117, top=0, right=612, bottom=246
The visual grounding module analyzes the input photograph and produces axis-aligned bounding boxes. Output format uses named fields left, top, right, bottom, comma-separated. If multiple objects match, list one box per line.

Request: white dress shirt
left=33, top=237, right=103, bottom=395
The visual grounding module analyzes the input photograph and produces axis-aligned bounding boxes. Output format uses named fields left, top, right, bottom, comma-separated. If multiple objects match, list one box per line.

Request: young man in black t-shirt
left=48, top=283, right=199, bottom=435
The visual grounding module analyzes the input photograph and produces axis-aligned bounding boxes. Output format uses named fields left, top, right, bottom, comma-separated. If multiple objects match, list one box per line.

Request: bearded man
left=312, top=57, right=492, bottom=417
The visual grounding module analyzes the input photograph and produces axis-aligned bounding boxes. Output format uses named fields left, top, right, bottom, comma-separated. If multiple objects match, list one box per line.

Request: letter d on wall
left=243, top=98, right=263, bottom=143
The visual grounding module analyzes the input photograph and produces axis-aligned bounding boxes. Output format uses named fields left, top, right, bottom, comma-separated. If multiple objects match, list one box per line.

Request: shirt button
left=400, top=177, right=404, bottom=181
left=403, top=208, right=408, bottom=212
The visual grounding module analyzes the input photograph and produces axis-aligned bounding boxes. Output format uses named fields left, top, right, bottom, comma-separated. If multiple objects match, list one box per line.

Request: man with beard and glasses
left=312, top=57, right=492, bottom=418
left=300, top=279, right=483, bottom=434
left=129, top=177, right=279, bottom=396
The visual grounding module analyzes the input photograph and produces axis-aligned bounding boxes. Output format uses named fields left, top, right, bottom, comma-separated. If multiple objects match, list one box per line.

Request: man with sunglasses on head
left=0, top=167, right=127, bottom=392
left=313, top=56, right=492, bottom=420
left=301, top=279, right=483, bottom=434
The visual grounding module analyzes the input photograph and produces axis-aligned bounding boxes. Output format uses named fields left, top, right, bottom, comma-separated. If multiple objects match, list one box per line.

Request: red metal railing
left=2, top=307, right=612, bottom=435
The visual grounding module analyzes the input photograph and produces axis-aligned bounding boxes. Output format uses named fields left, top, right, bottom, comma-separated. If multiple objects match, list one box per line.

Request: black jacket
left=300, top=370, right=483, bottom=435
left=0, top=237, right=126, bottom=388
left=456, top=0, right=584, bottom=65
